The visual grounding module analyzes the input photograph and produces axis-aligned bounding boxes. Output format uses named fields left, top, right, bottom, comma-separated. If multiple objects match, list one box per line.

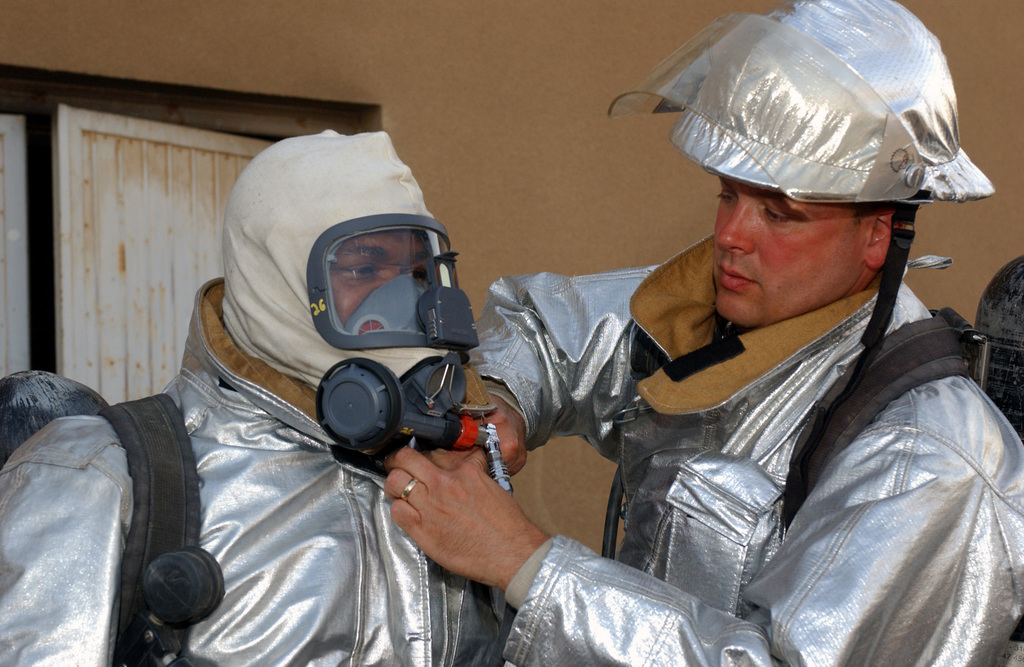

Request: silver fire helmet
left=609, top=0, right=993, bottom=203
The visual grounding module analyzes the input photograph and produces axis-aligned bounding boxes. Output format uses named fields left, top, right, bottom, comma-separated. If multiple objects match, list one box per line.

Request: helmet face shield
left=308, top=214, right=476, bottom=350
left=609, top=13, right=928, bottom=202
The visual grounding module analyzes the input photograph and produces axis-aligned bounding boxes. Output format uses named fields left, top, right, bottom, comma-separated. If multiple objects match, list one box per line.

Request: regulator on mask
left=306, top=214, right=509, bottom=489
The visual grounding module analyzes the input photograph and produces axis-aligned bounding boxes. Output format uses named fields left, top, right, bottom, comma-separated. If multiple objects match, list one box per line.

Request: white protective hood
left=222, top=131, right=443, bottom=389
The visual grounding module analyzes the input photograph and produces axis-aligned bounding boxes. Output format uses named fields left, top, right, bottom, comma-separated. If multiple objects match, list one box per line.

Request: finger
left=422, top=447, right=472, bottom=471
left=384, top=446, right=483, bottom=504
left=500, top=440, right=527, bottom=476
left=419, top=446, right=491, bottom=479
left=384, top=465, right=432, bottom=504
left=398, top=476, right=425, bottom=503
left=445, top=448, right=479, bottom=462
left=440, top=447, right=492, bottom=475
left=487, top=396, right=528, bottom=475
left=491, top=395, right=526, bottom=441
left=460, top=447, right=489, bottom=476
left=383, top=445, right=436, bottom=477
left=383, top=468, right=418, bottom=500
left=389, top=490, right=422, bottom=529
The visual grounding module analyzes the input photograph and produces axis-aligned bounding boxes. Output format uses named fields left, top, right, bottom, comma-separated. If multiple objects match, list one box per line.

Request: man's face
left=713, top=178, right=891, bottom=329
left=329, top=230, right=430, bottom=325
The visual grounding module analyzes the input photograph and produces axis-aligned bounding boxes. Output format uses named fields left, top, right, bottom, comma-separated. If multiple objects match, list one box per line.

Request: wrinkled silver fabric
left=609, top=0, right=993, bottom=202
left=472, top=270, right=1024, bottom=665
left=0, top=289, right=506, bottom=666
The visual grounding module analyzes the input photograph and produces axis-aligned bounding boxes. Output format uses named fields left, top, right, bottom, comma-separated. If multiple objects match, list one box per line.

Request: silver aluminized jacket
left=472, top=238, right=1024, bottom=666
left=0, top=281, right=506, bottom=666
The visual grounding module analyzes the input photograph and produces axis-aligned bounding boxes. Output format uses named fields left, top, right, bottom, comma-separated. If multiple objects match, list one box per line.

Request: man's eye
left=333, top=264, right=378, bottom=280
left=765, top=208, right=788, bottom=222
left=716, top=192, right=736, bottom=204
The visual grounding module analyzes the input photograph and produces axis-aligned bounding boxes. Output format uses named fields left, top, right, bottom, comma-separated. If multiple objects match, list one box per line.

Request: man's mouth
left=718, top=267, right=755, bottom=291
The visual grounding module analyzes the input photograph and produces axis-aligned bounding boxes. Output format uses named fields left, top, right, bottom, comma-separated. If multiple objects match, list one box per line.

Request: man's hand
left=384, top=446, right=548, bottom=591
left=487, top=395, right=527, bottom=475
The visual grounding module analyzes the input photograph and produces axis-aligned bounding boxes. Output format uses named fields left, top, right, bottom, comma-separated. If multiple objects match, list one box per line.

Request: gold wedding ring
left=400, top=478, right=419, bottom=500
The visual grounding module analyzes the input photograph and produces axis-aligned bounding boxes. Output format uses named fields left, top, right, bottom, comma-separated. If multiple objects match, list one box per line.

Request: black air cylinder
left=976, top=255, right=1024, bottom=438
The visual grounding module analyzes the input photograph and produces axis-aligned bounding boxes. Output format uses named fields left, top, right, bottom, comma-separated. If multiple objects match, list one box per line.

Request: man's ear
left=864, top=209, right=894, bottom=271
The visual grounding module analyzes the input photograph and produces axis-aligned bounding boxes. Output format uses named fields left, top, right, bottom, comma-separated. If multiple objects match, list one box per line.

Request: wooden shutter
left=0, top=114, right=29, bottom=376
left=54, top=104, right=271, bottom=402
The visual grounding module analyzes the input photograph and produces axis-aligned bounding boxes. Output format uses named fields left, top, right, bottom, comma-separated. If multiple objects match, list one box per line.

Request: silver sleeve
left=503, top=377, right=1024, bottom=666
left=0, top=417, right=129, bottom=666
left=470, top=267, right=652, bottom=457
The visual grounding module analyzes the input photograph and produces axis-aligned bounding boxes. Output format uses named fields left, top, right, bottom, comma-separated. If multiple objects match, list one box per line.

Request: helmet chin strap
left=861, top=202, right=918, bottom=351
left=818, top=200, right=920, bottom=415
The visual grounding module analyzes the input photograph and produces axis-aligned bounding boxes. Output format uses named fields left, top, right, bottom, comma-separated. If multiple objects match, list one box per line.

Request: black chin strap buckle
left=891, top=205, right=917, bottom=251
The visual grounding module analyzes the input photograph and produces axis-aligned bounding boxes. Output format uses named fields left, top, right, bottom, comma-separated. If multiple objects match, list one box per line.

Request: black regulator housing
left=316, top=352, right=469, bottom=454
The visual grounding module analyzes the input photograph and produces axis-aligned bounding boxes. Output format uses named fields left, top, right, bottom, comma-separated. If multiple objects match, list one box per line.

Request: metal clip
left=483, top=423, right=513, bottom=495
left=613, top=396, right=650, bottom=425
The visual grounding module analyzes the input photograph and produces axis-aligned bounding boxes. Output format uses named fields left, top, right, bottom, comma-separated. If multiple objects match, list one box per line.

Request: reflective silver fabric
left=609, top=0, right=993, bottom=202
left=472, top=267, right=1024, bottom=665
left=0, top=288, right=506, bottom=666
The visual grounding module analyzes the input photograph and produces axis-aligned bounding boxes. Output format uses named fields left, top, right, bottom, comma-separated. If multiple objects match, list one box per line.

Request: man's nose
left=715, top=201, right=756, bottom=253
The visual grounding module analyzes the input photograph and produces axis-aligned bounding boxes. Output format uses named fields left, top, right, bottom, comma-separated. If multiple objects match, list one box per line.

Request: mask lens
left=324, top=228, right=446, bottom=333
left=306, top=213, right=474, bottom=351
left=329, top=231, right=428, bottom=290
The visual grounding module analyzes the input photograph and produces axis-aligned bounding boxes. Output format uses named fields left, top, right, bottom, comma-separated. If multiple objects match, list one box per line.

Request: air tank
left=975, top=255, right=1024, bottom=437
left=0, top=370, right=109, bottom=465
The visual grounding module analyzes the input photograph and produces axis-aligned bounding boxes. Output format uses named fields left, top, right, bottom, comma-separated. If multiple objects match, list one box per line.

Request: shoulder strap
left=99, top=394, right=200, bottom=637
left=604, top=321, right=666, bottom=559
left=782, top=310, right=970, bottom=528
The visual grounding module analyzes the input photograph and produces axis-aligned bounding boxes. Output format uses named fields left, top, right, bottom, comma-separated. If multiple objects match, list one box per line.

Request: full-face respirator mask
left=306, top=214, right=508, bottom=487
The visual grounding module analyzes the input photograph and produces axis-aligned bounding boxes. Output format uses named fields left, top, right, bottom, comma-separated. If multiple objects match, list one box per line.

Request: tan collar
left=632, top=237, right=877, bottom=414
left=200, top=280, right=320, bottom=420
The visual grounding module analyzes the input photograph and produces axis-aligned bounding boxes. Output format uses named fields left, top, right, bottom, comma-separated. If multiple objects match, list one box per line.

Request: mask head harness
left=306, top=213, right=483, bottom=460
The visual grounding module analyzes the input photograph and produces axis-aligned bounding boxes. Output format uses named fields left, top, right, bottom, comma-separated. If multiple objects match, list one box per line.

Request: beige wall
left=2, top=1, right=1021, bottom=551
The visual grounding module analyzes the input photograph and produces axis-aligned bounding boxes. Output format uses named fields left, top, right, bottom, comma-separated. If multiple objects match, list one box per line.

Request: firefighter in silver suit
left=0, top=131, right=507, bottom=665
left=383, top=1, right=1024, bottom=664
